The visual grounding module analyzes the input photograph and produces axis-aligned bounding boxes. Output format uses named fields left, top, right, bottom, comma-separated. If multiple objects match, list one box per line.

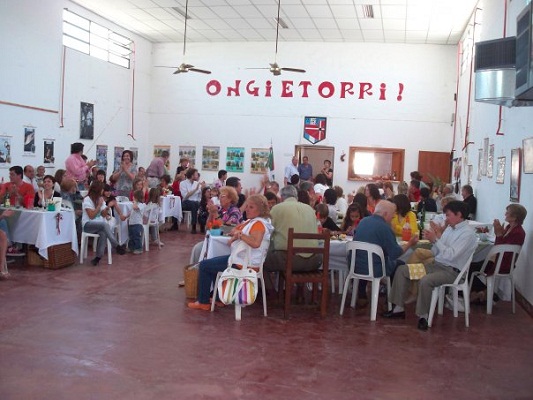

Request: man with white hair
left=283, top=156, right=299, bottom=186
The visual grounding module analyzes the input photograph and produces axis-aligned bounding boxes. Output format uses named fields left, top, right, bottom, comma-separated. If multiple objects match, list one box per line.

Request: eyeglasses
left=220, top=194, right=228, bottom=198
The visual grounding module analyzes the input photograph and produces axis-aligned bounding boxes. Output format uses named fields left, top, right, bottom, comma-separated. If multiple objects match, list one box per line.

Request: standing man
left=146, top=150, right=169, bottom=188
left=263, top=185, right=322, bottom=274
left=298, top=156, right=313, bottom=182
left=23, top=165, right=39, bottom=192
left=226, top=176, right=245, bottom=209
left=383, top=201, right=477, bottom=331
left=284, top=156, right=299, bottom=186
left=321, top=159, right=333, bottom=186
left=180, top=168, right=204, bottom=234
left=461, top=184, right=477, bottom=220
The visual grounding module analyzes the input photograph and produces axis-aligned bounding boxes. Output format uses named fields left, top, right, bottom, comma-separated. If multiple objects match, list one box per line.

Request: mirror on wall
left=348, top=146, right=404, bottom=181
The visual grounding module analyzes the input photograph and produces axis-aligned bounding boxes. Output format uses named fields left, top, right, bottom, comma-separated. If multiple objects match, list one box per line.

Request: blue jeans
left=197, top=255, right=230, bottom=304
left=128, top=224, right=143, bottom=251
left=83, top=221, right=119, bottom=258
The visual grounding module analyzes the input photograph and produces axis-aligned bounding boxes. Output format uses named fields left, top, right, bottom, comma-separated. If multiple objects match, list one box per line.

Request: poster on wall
left=43, top=139, right=55, bottom=166
left=250, top=148, right=269, bottom=174
left=510, top=148, right=521, bottom=202
left=113, top=147, right=124, bottom=173
left=523, top=137, right=533, bottom=173
left=154, top=145, right=171, bottom=173
left=466, top=165, right=473, bottom=185
left=96, top=144, right=108, bottom=172
left=303, top=116, right=327, bottom=144
left=0, top=136, right=12, bottom=167
left=496, top=157, right=505, bottom=184
left=487, top=144, right=494, bottom=178
left=452, top=157, right=461, bottom=194
left=202, top=146, right=219, bottom=171
left=179, top=146, right=196, bottom=168
left=477, top=149, right=482, bottom=181
left=481, top=138, right=489, bottom=176
left=226, top=147, right=244, bottom=173
left=80, top=102, right=94, bottom=140
left=24, top=126, right=36, bottom=155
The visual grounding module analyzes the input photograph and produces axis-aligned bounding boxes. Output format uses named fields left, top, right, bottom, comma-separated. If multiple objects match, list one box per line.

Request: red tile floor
left=1, top=230, right=532, bottom=400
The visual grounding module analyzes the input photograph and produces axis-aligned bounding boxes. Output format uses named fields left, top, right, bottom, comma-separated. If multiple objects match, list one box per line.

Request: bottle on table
left=418, top=203, right=426, bottom=240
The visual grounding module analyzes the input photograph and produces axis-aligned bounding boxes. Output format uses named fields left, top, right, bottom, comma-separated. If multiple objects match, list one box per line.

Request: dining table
left=1, top=206, right=78, bottom=259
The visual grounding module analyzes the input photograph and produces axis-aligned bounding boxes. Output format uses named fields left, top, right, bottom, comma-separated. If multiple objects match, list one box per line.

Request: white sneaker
left=445, top=294, right=465, bottom=312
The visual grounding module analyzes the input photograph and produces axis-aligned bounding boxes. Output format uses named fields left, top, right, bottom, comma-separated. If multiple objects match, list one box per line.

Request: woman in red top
left=470, top=203, right=527, bottom=302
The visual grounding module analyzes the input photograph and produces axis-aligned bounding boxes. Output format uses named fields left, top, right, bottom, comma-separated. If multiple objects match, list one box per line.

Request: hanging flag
left=267, top=142, right=275, bottom=181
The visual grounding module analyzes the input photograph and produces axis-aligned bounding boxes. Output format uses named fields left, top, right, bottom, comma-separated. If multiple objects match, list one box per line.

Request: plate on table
left=418, top=239, right=431, bottom=244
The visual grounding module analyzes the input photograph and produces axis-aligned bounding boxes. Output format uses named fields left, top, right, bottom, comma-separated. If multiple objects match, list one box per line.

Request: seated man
left=383, top=201, right=477, bottom=331
left=264, top=185, right=322, bottom=274
left=461, top=184, right=477, bottom=220
left=179, top=168, right=205, bottom=234
left=1, top=165, right=35, bottom=206
left=352, top=200, right=418, bottom=306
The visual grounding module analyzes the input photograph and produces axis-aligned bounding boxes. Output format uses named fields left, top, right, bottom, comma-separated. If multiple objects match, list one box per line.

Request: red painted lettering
left=206, top=80, right=221, bottom=96
left=340, top=82, right=354, bottom=98
left=299, top=81, right=312, bottom=97
left=246, top=80, right=259, bottom=96
left=379, top=83, right=386, bottom=100
left=227, top=80, right=241, bottom=96
left=281, top=81, right=294, bottom=97
left=359, top=82, right=373, bottom=99
left=318, top=81, right=334, bottom=98
left=265, top=80, right=272, bottom=97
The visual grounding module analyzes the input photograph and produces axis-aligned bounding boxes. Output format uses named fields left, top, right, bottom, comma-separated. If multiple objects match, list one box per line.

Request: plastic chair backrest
left=452, top=252, right=475, bottom=285
left=189, top=241, right=204, bottom=264
left=480, top=244, right=522, bottom=275
left=346, top=241, right=386, bottom=279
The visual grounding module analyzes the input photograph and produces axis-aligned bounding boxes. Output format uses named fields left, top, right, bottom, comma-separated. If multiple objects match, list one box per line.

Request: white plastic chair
left=210, top=242, right=268, bottom=321
left=469, top=244, right=522, bottom=314
left=340, top=241, right=391, bottom=321
left=80, top=231, right=112, bottom=265
left=329, top=266, right=346, bottom=295
left=428, top=253, right=474, bottom=328
left=190, top=241, right=204, bottom=264
left=182, top=210, right=192, bottom=229
left=142, top=205, right=162, bottom=251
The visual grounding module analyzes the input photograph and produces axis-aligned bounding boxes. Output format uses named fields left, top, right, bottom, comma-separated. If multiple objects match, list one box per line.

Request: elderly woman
left=391, top=194, right=418, bottom=238
left=206, top=186, right=242, bottom=226
left=111, top=150, right=137, bottom=197
left=188, top=194, right=273, bottom=310
left=64, top=142, right=96, bottom=190
left=470, top=204, right=527, bottom=303
left=82, top=181, right=126, bottom=266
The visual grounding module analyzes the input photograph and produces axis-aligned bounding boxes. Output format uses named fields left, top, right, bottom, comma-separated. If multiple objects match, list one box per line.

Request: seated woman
left=417, top=187, right=438, bottom=213
left=206, top=186, right=242, bottom=227
left=82, top=181, right=126, bottom=266
left=129, top=178, right=149, bottom=203
left=470, top=204, right=527, bottom=304
left=34, top=175, right=61, bottom=208
left=188, top=195, right=273, bottom=310
left=341, top=203, right=364, bottom=236
left=323, top=188, right=338, bottom=221
left=198, top=186, right=212, bottom=234
left=159, top=174, right=173, bottom=196
left=316, top=203, right=340, bottom=232
left=391, top=194, right=418, bottom=238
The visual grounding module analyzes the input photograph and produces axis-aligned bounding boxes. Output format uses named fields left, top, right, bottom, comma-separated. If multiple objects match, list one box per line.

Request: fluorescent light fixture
left=360, top=5, right=374, bottom=19
left=274, top=17, right=289, bottom=29
left=171, top=7, right=190, bottom=20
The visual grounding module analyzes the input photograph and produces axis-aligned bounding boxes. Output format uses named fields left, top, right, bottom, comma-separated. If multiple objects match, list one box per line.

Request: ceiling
left=71, top=0, right=479, bottom=45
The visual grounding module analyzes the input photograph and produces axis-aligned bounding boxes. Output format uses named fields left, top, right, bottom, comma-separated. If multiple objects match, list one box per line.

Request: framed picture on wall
left=487, top=144, right=494, bottom=178
left=510, top=148, right=521, bottom=202
left=496, top=157, right=505, bottom=184
left=250, top=148, right=269, bottom=174
left=202, top=146, right=219, bottom=171
left=80, top=102, right=94, bottom=140
left=523, top=137, right=533, bottom=173
left=43, top=139, right=55, bottom=166
left=113, top=147, right=124, bottom=173
left=0, top=136, right=12, bottom=167
left=96, top=145, right=108, bottom=171
left=24, top=126, right=36, bottom=155
left=466, top=164, right=473, bottom=185
left=477, top=148, right=482, bottom=181
left=226, top=147, right=244, bottom=173
left=481, top=137, right=489, bottom=176
left=179, top=146, right=196, bottom=168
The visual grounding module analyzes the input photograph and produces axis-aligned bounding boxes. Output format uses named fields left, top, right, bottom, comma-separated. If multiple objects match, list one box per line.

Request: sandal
left=187, top=301, right=210, bottom=311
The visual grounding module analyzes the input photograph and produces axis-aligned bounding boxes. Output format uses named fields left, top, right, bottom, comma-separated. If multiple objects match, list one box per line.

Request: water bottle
left=418, top=203, right=426, bottom=240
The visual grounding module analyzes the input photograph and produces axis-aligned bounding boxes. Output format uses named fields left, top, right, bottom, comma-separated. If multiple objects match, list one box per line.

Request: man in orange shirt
left=0, top=166, right=35, bottom=206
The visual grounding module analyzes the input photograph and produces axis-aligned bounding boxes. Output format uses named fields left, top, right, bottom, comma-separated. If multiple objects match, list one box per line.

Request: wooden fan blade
left=281, top=67, right=306, bottom=73
left=154, top=66, right=180, bottom=68
left=173, top=69, right=186, bottom=74
left=245, top=67, right=270, bottom=70
left=189, top=68, right=212, bottom=74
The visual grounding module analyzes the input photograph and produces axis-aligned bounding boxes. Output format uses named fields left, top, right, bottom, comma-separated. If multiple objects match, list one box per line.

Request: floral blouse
left=219, top=204, right=243, bottom=226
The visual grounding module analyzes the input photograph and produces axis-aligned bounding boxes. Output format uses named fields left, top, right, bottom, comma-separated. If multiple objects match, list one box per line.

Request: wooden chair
left=280, top=228, right=330, bottom=319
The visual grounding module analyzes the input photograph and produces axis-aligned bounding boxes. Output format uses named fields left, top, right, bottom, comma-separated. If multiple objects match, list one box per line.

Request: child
left=316, top=203, right=340, bottom=232
left=210, top=186, right=220, bottom=206
left=128, top=190, right=146, bottom=254
left=143, top=187, right=163, bottom=246
left=341, top=203, right=363, bottom=236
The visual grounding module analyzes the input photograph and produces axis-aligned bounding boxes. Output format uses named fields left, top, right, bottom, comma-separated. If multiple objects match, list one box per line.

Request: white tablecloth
left=116, top=201, right=133, bottom=245
left=3, top=207, right=78, bottom=259
left=160, top=195, right=182, bottom=222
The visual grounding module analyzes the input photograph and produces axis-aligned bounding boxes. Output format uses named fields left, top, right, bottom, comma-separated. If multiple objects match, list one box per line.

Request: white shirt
left=284, top=163, right=299, bottom=180
left=23, top=176, right=39, bottom=192
left=180, top=179, right=201, bottom=202
left=314, top=183, right=329, bottom=195
left=432, top=220, right=477, bottom=271
left=128, top=202, right=146, bottom=225
left=82, top=196, right=104, bottom=228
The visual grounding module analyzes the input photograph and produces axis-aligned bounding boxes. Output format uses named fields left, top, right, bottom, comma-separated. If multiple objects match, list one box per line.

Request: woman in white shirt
left=82, top=181, right=126, bottom=266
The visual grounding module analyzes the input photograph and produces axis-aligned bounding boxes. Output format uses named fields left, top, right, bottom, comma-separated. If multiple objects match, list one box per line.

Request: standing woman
left=111, top=150, right=137, bottom=197
left=82, top=181, right=126, bottom=266
left=64, top=142, right=96, bottom=190
left=34, top=175, right=61, bottom=207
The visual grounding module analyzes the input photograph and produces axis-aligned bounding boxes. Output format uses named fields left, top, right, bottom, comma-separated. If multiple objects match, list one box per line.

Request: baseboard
left=516, top=290, right=533, bottom=318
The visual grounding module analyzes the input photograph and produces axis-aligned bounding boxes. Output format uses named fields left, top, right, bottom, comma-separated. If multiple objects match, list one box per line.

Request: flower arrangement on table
left=206, top=219, right=223, bottom=230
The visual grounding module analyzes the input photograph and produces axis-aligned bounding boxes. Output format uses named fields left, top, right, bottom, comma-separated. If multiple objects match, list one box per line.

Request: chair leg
left=211, top=272, right=222, bottom=312
left=486, top=276, right=495, bottom=315
left=330, top=270, right=336, bottom=294
left=452, top=289, right=459, bottom=318
left=428, top=288, right=439, bottom=327
left=350, top=278, right=359, bottom=308
left=235, top=305, right=242, bottom=321
left=284, top=278, right=291, bottom=319
left=259, top=276, right=268, bottom=317
left=106, top=239, right=112, bottom=265
left=80, top=236, right=86, bottom=263
left=438, top=287, right=445, bottom=315
left=386, top=277, right=392, bottom=311
left=370, top=279, right=380, bottom=321
left=339, top=276, right=351, bottom=315
left=143, top=226, right=150, bottom=252
left=463, top=284, right=470, bottom=328
left=511, top=276, right=516, bottom=314
left=320, top=279, right=328, bottom=318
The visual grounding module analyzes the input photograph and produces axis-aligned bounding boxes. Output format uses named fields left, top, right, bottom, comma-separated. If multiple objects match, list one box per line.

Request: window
left=62, top=9, right=132, bottom=68
left=348, top=147, right=404, bottom=182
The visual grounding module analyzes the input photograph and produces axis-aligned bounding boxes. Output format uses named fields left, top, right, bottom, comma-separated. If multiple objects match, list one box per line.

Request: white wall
left=150, top=41, right=457, bottom=192
left=0, top=0, right=152, bottom=178
left=455, top=0, right=533, bottom=304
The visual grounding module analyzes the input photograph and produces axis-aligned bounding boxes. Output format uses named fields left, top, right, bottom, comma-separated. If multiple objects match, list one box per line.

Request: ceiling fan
left=247, top=0, right=306, bottom=76
left=155, top=0, right=211, bottom=75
